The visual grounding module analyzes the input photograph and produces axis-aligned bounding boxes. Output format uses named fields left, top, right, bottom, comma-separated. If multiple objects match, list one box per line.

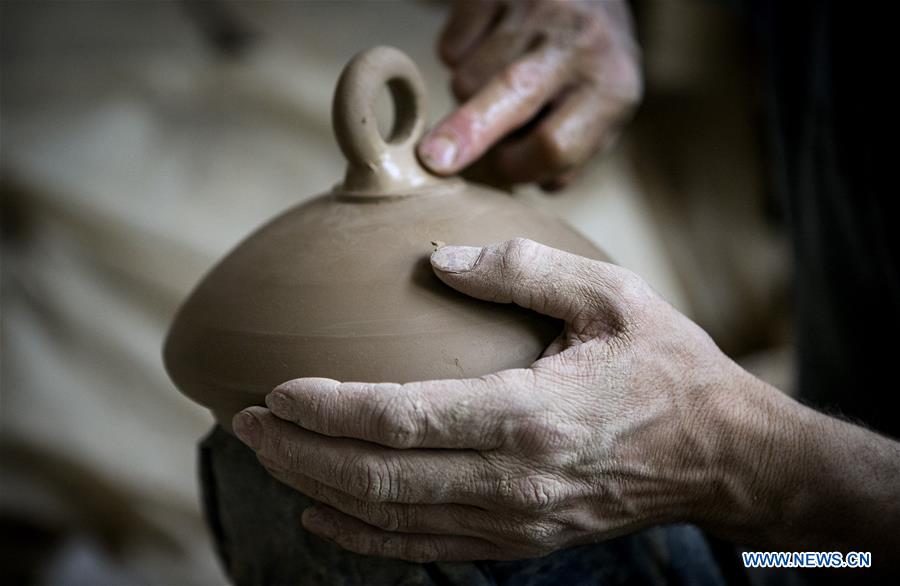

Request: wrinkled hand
left=232, top=238, right=757, bottom=562
left=418, top=0, right=642, bottom=190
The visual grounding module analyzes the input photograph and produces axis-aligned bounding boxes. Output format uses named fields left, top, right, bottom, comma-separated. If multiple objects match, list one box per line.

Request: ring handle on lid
left=332, top=46, right=444, bottom=195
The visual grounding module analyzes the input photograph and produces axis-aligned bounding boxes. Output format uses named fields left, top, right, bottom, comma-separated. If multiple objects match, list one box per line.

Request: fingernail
left=418, top=134, right=458, bottom=171
left=233, top=411, right=261, bottom=450
left=265, top=389, right=291, bottom=416
left=431, top=245, right=482, bottom=273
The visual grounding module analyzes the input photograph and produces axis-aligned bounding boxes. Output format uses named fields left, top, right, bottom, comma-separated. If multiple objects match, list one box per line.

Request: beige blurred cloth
left=1, top=1, right=784, bottom=583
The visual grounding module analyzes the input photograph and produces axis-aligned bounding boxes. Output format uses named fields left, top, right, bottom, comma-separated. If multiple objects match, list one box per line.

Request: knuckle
left=360, top=466, right=388, bottom=501
left=500, top=238, right=539, bottom=277
left=585, top=263, right=651, bottom=316
left=610, top=266, right=655, bottom=314
left=302, top=479, right=328, bottom=501
left=378, top=394, right=425, bottom=448
left=336, top=455, right=364, bottom=496
left=339, top=455, right=393, bottom=502
left=606, top=264, right=645, bottom=294
left=518, top=520, right=558, bottom=546
left=490, top=517, right=559, bottom=555
left=364, top=463, right=395, bottom=502
left=504, top=236, right=532, bottom=253
left=363, top=503, right=411, bottom=532
left=362, top=505, right=397, bottom=531
left=511, top=476, right=562, bottom=512
left=619, top=266, right=647, bottom=292
left=493, top=471, right=516, bottom=506
left=498, top=61, right=540, bottom=103
left=269, top=432, right=301, bottom=470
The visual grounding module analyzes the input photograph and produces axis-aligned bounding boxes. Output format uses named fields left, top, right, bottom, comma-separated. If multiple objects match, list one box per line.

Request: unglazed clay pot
left=164, top=46, right=608, bottom=431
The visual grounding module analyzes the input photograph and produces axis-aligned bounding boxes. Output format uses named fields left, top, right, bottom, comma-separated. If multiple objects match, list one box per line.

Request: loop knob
left=332, top=46, right=443, bottom=195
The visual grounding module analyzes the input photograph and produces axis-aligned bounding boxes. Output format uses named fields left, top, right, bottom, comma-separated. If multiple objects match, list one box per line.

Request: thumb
left=430, top=238, right=631, bottom=333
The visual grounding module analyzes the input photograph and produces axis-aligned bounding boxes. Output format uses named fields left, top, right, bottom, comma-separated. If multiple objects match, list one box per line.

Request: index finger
left=417, top=43, right=574, bottom=175
left=265, top=369, right=533, bottom=449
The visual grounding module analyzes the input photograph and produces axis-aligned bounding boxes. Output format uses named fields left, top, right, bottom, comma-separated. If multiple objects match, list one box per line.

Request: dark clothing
left=199, top=427, right=725, bottom=586
left=754, top=0, right=898, bottom=438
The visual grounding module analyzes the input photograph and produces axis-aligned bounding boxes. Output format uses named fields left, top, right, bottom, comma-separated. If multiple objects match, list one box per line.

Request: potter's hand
left=233, top=238, right=768, bottom=561
left=235, top=239, right=900, bottom=563
left=418, top=0, right=642, bottom=190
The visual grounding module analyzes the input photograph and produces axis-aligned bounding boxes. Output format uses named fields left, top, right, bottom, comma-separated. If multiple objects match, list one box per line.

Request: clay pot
left=164, top=47, right=607, bottom=431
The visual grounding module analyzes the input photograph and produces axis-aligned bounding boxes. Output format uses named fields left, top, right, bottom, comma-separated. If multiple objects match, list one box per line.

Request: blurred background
left=1, top=1, right=789, bottom=584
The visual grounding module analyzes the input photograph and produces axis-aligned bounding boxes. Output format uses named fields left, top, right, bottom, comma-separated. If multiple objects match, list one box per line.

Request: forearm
left=779, top=405, right=900, bottom=557
left=701, top=367, right=900, bottom=560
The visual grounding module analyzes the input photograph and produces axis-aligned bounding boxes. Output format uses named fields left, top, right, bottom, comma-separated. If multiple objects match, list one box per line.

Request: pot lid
left=163, top=47, right=607, bottom=431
